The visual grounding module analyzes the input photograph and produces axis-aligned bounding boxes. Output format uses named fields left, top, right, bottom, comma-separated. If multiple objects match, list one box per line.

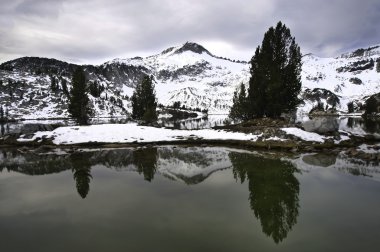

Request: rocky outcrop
left=364, top=92, right=380, bottom=116
left=336, top=59, right=375, bottom=73
left=302, top=88, right=340, bottom=114
left=157, top=62, right=211, bottom=81
left=302, top=117, right=339, bottom=134
left=173, top=42, right=212, bottom=55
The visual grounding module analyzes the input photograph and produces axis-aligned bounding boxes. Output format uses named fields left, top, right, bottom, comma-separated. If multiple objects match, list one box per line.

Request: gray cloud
left=0, top=0, right=379, bottom=64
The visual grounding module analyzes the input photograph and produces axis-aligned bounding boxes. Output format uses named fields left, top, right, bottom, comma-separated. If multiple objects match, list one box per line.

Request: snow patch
left=281, top=127, right=327, bottom=143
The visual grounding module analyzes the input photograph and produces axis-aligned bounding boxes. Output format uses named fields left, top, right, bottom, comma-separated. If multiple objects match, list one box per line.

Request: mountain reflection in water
left=0, top=146, right=379, bottom=248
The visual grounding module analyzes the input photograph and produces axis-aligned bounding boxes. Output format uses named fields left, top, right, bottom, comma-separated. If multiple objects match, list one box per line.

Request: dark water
left=0, top=147, right=380, bottom=252
left=340, top=117, right=380, bottom=134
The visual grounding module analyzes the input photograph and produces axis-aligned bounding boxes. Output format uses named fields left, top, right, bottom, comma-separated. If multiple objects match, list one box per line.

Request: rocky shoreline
left=1, top=118, right=379, bottom=164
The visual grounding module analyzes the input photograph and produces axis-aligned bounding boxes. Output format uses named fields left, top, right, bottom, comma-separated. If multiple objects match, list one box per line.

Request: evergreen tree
left=248, top=21, right=302, bottom=118
left=89, top=80, right=104, bottom=97
left=50, top=76, right=57, bottom=91
left=248, top=47, right=267, bottom=118
left=229, top=83, right=249, bottom=120
left=61, top=78, right=69, bottom=96
left=68, top=66, right=90, bottom=125
left=0, top=106, right=4, bottom=122
left=131, top=75, right=157, bottom=122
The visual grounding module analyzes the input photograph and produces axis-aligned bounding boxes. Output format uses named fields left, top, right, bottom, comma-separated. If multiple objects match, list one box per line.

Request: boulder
left=302, top=117, right=339, bottom=134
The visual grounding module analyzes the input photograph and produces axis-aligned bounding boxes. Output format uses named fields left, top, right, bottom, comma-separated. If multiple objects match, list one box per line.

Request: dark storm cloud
left=0, top=0, right=379, bottom=64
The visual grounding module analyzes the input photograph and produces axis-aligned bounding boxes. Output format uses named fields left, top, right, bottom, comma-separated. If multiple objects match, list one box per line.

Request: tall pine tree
left=247, top=21, right=302, bottom=118
left=68, top=66, right=90, bottom=125
left=131, top=75, right=157, bottom=122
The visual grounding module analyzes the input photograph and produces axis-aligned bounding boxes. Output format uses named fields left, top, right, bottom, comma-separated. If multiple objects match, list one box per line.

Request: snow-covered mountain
left=104, top=42, right=249, bottom=114
left=299, top=45, right=380, bottom=119
left=0, top=42, right=380, bottom=120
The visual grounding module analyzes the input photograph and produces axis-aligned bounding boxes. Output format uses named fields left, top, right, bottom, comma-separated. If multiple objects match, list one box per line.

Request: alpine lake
left=1, top=116, right=380, bottom=252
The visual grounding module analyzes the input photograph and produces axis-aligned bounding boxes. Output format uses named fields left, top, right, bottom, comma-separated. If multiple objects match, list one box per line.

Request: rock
left=302, top=117, right=339, bottom=134
left=291, top=147, right=299, bottom=153
left=20, top=124, right=59, bottom=134
left=302, top=153, right=337, bottom=167
left=304, top=146, right=315, bottom=152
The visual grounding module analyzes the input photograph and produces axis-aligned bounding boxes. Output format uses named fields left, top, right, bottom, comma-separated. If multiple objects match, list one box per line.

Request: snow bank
left=18, top=123, right=262, bottom=145
left=281, top=127, right=327, bottom=143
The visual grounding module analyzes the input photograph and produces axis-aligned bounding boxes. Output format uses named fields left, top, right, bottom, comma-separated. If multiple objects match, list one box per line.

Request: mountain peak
left=173, top=42, right=211, bottom=55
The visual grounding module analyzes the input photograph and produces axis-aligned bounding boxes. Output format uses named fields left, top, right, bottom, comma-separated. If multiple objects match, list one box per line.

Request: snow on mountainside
left=0, top=42, right=380, bottom=120
left=105, top=42, right=249, bottom=114
left=299, top=45, right=380, bottom=119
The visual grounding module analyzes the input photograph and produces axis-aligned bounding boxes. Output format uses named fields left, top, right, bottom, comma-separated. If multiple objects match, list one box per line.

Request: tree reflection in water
left=71, top=152, right=93, bottom=199
left=132, top=148, right=158, bottom=182
left=68, top=148, right=158, bottom=198
left=230, top=152, right=300, bottom=243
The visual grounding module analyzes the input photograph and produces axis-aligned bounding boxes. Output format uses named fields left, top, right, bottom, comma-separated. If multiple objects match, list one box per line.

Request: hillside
left=0, top=42, right=379, bottom=120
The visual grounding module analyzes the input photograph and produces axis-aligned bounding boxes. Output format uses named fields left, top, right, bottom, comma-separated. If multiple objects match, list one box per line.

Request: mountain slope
left=0, top=42, right=380, bottom=120
left=299, top=45, right=380, bottom=119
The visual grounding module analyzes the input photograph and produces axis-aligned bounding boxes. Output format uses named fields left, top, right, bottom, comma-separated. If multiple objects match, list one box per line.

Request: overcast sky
left=1, top=0, right=379, bottom=65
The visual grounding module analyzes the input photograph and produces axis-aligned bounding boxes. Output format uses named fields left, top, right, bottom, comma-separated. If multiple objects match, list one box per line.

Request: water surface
left=0, top=147, right=379, bottom=252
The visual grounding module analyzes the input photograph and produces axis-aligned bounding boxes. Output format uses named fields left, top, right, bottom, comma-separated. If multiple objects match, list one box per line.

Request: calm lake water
left=0, top=147, right=380, bottom=252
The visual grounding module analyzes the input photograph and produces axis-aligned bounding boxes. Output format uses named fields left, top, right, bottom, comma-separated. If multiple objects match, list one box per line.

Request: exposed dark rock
left=342, top=46, right=380, bottom=58
left=174, top=42, right=211, bottom=55
left=100, top=63, right=151, bottom=88
left=302, top=117, right=339, bottom=134
left=303, top=88, right=340, bottom=113
left=349, top=77, right=362, bottom=85
left=337, top=59, right=374, bottom=73
left=20, top=124, right=61, bottom=134
left=364, top=92, right=380, bottom=116
left=157, top=61, right=211, bottom=81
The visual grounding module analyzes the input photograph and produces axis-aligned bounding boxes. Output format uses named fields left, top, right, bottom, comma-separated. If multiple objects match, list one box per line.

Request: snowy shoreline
left=12, top=123, right=354, bottom=148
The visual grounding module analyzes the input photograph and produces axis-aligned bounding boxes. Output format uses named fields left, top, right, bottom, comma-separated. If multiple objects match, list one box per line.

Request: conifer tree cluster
left=131, top=75, right=157, bottom=122
left=230, top=22, right=302, bottom=119
left=89, top=80, right=105, bottom=98
left=68, top=66, right=91, bottom=125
